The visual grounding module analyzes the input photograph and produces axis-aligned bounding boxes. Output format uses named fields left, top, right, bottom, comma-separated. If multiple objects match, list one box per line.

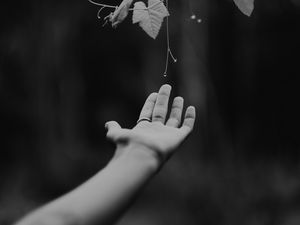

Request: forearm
left=16, top=144, right=160, bottom=225
left=65, top=143, right=160, bottom=224
left=15, top=84, right=196, bottom=225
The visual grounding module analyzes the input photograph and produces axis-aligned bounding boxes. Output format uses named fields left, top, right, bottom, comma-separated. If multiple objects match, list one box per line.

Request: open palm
left=105, top=84, right=196, bottom=161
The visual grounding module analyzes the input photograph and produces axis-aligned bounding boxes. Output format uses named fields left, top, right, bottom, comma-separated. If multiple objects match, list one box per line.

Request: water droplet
left=197, top=19, right=202, bottom=23
left=190, top=14, right=196, bottom=20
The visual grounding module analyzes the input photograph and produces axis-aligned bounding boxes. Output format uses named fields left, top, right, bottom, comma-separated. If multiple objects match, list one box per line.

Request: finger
left=152, top=84, right=172, bottom=123
left=166, top=96, right=184, bottom=127
left=105, top=121, right=121, bottom=131
left=180, top=106, right=196, bottom=134
left=138, top=92, right=158, bottom=120
left=105, top=121, right=125, bottom=141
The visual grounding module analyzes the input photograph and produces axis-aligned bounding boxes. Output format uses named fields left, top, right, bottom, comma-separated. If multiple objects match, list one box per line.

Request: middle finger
left=152, top=84, right=171, bottom=123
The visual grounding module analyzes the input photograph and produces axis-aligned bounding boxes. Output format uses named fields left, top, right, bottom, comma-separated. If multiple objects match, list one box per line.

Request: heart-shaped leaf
left=132, top=0, right=169, bottom=39
left=233, top=0, right=254, bottom=17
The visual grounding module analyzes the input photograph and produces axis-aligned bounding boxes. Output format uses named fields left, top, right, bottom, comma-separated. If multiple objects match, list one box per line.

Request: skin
left=15, top=84, right=196, bottom=225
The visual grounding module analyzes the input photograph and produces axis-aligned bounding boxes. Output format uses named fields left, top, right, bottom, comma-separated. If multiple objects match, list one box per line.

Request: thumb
left=105, top=121, right=122, bottom=141
left=105, top=121, right=122, bottom=131
left=105, top=121, right=130, bottom=142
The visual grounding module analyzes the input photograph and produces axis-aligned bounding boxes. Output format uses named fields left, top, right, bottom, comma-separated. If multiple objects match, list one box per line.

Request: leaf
left=233, top=0, right=254, bottom=17
left=132, top=0, right=169, bottom=39
left=110, top=0, right=133, bottom=28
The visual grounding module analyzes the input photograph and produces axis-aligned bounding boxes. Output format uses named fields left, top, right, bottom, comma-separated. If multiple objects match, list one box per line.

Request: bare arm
left=15, top=84, right=196, bottom=225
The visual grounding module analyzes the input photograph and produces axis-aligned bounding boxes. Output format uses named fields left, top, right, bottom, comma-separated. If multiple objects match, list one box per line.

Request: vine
left=88, top=0, right=255, bottom=76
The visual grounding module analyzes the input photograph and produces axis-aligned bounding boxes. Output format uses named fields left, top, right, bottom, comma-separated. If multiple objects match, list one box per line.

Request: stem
left=88, top=0, right=117, bottom=9
left=163, top=0, right=177, bottom=77
left=88, top=0, right=175, bottom=77
left=88, top=0, right=162, bottom=11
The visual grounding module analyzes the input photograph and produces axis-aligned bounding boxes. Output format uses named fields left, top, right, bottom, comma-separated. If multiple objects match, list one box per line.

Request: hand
left=105, top=84, right=196, bottom=163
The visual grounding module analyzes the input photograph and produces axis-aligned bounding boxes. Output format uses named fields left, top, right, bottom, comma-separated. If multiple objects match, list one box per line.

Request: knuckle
left=153, top=114, right=165, bottom=120
left=153, top=108, right=166, bottom=115
left=185, top=113, right=194, bottom=119
left=172, top=104, right=182, bottom=110
left=159, top=91, right=169, bottom=97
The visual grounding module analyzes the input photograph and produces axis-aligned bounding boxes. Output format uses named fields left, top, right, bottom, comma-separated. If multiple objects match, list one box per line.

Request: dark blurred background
left=1, top=0, right=300, bottom=224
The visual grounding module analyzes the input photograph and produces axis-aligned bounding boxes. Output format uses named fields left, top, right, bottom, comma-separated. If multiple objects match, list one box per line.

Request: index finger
left=138, top=92, right=158, bottom=121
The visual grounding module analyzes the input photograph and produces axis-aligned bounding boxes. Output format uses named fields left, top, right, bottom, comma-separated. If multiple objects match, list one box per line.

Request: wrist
left=114, top=143, right=162, bottom=173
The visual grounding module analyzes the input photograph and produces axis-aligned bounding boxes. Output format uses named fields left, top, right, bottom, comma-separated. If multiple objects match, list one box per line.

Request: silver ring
left=137, top=117, right=152, bottom=124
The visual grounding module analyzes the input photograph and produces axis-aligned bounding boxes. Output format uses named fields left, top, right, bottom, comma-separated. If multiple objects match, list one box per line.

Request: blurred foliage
left=1, top=0, right=300, bottom=225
